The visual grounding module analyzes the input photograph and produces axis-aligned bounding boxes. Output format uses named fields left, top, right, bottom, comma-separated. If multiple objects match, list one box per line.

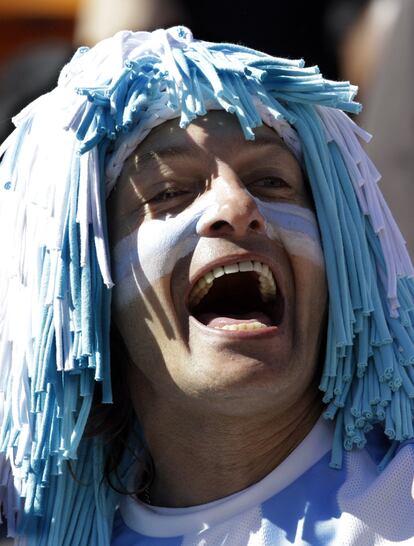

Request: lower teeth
left=216, top=321, right=268, bottom=331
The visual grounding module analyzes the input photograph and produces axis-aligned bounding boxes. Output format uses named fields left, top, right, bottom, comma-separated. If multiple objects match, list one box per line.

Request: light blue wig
left=0, top=26, right=413, bottom=545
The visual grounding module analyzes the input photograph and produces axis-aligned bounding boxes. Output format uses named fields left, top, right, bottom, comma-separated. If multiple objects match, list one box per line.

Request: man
left=0, top=26, right=414, bottom=545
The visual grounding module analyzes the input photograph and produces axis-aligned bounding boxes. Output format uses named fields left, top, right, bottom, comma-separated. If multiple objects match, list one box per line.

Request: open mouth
left=187, top=260, right=284, bottom=332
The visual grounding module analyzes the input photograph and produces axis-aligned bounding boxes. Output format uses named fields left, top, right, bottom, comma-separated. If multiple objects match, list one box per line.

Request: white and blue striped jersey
left=111, top=418, right=414, bottom=545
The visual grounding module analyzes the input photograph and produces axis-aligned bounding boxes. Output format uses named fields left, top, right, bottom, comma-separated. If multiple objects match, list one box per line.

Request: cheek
left=290, top=254, right=327, bottom=352
left=111, top=207, right=204, bottom=307
left=257, top=200, right=325, bottom=267
left=256, top=199, right=327, bottom=337
left=113, top=276, right=186, bottom=373
left=137, top=218, right=198, bottom=288
left=292, top=255, right=327, bottom=306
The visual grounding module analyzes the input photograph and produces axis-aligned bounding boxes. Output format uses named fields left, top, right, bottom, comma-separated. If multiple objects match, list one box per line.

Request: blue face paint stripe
left=257, top=202, right=321, bottom=242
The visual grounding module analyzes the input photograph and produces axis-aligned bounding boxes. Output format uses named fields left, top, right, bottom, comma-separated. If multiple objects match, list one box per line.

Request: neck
left=136, top=387, right=323, bottom=508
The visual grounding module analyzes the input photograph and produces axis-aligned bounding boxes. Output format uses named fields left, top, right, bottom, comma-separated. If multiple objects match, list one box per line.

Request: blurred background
left=0, top=0, right=411, bottom=541
left=0, top=0, right=401, bottom=140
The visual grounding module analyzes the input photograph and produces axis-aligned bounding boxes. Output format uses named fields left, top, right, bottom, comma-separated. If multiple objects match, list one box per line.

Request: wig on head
left=0, top=26, right=413, bottom=545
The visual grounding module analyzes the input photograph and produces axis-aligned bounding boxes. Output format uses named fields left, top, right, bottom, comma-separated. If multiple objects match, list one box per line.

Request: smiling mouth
left=187, top=260, right=284, bottom=332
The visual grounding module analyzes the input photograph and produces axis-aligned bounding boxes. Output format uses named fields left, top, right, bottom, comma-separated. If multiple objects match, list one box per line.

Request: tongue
left=197, top=312, right=273, bottom=328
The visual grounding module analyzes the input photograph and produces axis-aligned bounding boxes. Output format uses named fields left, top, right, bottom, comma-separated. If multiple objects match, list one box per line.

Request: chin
left=173, top=345, right=304, bottom=411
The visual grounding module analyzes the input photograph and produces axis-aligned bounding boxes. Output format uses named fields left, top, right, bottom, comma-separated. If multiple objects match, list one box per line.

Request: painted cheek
left=111, top=195, right=218, bottom=304
left=256, top=200, right=325, bottom=267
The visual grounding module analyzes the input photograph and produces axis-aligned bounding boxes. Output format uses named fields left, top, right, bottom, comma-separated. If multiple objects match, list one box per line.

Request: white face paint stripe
left=256, top=201, right=321, bottom=241
left=112, top=195, right=216, bottom=286
left=111, top=198, right=324, bottom=304
left=256, top=200, right=324, bottom=267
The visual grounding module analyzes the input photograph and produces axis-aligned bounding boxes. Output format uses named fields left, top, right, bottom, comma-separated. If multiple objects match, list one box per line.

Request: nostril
left=209, top=218, right=263, bottom=234
left=211, top=220, right=229, bottom=231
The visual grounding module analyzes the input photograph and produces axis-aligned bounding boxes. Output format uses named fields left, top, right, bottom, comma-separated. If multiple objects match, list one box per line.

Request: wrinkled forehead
left=119, top=110, right=304, bottom=182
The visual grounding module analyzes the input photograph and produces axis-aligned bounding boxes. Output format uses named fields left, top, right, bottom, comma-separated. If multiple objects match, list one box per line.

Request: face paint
left=257, top=200, right=325, bottom=267
left=112, top=196, right=324, bottom=306
left=111, top=193, right=218, bottom=297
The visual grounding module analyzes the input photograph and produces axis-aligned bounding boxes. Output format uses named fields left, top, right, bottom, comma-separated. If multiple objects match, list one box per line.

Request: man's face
left=107, top=111, right=327, bottom=418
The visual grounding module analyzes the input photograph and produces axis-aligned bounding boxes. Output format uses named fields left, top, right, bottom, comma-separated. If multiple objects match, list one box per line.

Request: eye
left=150, top=187, right=189, bottom=203
left=253, top=177, right=287, bottom=189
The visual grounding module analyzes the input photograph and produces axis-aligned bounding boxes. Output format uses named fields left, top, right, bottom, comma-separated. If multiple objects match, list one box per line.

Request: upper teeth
left=189, top=260, right=277, bottom=307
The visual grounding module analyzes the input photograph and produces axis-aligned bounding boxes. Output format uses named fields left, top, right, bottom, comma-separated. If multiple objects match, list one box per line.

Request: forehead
left=124, top=110, right=302, bottom=175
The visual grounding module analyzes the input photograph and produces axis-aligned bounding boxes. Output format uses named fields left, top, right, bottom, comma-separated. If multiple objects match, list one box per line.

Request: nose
left=197, top=173, right=266, bottom=238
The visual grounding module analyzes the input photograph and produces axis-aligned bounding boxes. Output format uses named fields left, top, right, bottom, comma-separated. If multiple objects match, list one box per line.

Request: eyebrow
left=132, top=133, right=291, bottom=173
left=133, top=144, right=199, bottom=172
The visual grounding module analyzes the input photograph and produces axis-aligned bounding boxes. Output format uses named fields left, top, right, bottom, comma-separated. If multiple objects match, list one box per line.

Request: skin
left=107, top=111, right=328, bottom=507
